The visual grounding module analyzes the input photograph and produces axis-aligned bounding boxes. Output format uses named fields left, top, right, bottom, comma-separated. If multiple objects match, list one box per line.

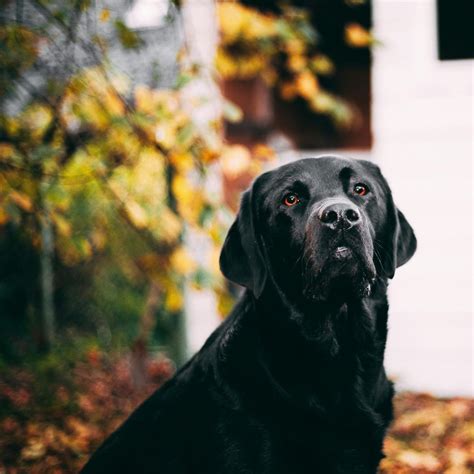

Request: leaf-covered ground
left=380, top=393, right=474, bottom=473
left=0, top=353, right=472, bottom=473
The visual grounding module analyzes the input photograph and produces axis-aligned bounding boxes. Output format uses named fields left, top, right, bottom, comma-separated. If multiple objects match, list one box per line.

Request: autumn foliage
left=0, top=0, right=278, bottom=356
left=216, top=2, right=373, bottom=127
left=381, top=393, right=474, bottom=473
left=0, top=350, right=174, bottom=473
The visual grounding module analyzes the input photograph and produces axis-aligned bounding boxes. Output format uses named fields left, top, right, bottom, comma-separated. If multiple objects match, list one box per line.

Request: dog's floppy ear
left=219, top=189, right=267, bottom=297
left=395, top=209, right=417, bottom=268
left=380, top=194, right=417, bottom=279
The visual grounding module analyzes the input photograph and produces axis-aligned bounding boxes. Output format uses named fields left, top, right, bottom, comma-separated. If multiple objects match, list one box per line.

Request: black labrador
left=82, top=156, right=416, bottom=474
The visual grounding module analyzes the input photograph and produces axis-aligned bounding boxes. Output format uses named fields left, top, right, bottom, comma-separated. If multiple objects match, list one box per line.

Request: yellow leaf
left=295, top=71, right=319, bottom=99
left=215, top=50, right=237, bottom=78
left=5, top=116, right=20, bottom=136
left=134, top=85, right=178, bottom=115
left=287, top=54, right=306, bottom=72
left=310, top=54, right=335, bottom=75
left=243, top=13, right=276, bottom=40
left=153, top=207, right=182, bottom=243
left=78, top=238, right=92, bottom=258
left=284, top=39, right=305, bottom=55
left=169, top=151, right=194, bottom=173
left=0, top=143, right=15, bottom=158
left=125, top=200, right=148, bottom=229
left=209, top=246, right=221, bottom=274
left=208, top=220, right=223, bottom=245
left=177, top=192, right=204, bottom=225
left=9, top=190, right=33, bottom=212
left=200, top=146, right=220, bottom=164
left=155, top=124, right=176, bottom=150
left=165, top=288, right=183, bottom=312
left=21, top=439, right=46, bottom=460
left=216, top=287, right=234, bottom=317
left=52, top=213, right=72, bottom=237
left=252, top=144, right=275, bottom=162
left=99, top=8, right=110, bottom=22
left=22, top=104, right=53, bottom=141
left=91, top=229, right=107, bottom=250
left=103, top=90, right=125, bottom=117
left=172, top=174, right=195, bottom=205
left=310, top=91, right=335, bottom=113
left=345, top=23, right=372, bottom=48
left=398, top=450, right=441, bottom=471
left=170, top=247, right=197, bottom=276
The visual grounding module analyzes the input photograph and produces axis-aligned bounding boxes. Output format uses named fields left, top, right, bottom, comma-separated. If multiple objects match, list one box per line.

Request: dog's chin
left=303, top=251, right=375, bottom=303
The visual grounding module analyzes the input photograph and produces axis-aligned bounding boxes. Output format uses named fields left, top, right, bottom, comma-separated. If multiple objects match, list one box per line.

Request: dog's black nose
left=319, top=202, right=361, bottom=230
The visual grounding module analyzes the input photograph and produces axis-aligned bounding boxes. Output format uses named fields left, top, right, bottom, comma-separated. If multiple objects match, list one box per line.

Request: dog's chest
left=272, top=422, right=382, bottom=474
left=211, top=410, right=383, bottom=474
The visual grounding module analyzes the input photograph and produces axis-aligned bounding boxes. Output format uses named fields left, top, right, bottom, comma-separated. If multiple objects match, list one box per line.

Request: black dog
left=82, top=156, right=416, bottom=474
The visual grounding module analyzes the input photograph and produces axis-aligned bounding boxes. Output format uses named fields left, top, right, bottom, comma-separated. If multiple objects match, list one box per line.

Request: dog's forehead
left=256, top=156, right=377, bottom=193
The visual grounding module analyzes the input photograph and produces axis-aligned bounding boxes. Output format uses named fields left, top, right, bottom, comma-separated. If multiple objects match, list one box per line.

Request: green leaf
left=198, top=203, right=214, bottom=227
left=176, top=123, right=194, bottom=147
left=193, top=267, right=214, bottom=288
left=114, top=20, right=144, bottom=50
left=175, top=73, right=193, bottom=89
left=30, top=144, right=58, bottom=163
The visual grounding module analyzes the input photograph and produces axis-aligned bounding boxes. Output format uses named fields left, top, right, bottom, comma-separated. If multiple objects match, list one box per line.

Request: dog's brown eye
left=354, top=183, right=369, bottom=196
left=283, top=193, right=300, bottom=207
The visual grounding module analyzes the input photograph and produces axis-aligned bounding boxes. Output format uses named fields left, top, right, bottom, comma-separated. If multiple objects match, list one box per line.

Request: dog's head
left=220, top=156, right=416, bottom=304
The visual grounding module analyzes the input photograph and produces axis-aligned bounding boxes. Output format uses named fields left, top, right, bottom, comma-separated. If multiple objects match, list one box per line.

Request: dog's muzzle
left=303, top=199, right=375, bottom=301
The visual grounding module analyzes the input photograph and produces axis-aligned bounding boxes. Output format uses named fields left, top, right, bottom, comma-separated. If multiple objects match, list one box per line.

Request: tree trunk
left=40, top=210, right=55, bottom=350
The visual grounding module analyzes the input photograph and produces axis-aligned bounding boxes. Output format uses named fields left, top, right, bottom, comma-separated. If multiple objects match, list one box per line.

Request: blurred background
left=0, top=0, right=472, bottom=472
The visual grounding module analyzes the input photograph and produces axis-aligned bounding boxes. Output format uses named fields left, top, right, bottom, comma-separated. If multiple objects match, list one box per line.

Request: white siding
left=372, top=0, right=473, bottom=396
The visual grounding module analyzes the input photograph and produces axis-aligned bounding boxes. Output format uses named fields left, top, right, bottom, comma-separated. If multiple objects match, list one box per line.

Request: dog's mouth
left=302, top=242, right=375, bottom=302
left=333, top=246, right=353, bottom=260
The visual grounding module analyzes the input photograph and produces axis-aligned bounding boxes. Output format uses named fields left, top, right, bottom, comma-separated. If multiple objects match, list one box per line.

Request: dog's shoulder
left=80, top=311, right=244, bottom=473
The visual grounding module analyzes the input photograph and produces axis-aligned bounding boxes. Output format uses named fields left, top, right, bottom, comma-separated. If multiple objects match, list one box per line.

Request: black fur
left=82, top=156, right=416, bottom=474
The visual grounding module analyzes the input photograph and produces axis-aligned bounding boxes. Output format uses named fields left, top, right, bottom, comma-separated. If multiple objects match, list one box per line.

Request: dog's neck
left=219, top=278, right=391, bottom=419
left=255, top=276, right=389, bottom=358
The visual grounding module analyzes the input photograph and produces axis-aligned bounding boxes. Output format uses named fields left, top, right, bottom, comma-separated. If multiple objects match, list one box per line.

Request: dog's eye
left=283, top=193, right=300, bottom=207
left=353, top=183, right=369, bottom=196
